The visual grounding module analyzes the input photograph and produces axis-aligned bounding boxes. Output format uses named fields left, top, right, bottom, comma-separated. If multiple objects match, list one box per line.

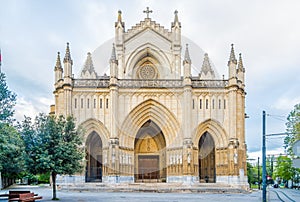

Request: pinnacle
left=118, top=10, right=122, bottom=22
left=174, top=10, right=179, bottom=23
left=172, top=10, right=181, bottom=27
left=63, top=42, right=73, bottom=64
left=238, top=53, right=245, bottom=72
left=110, top=43, right=117, bottom=62
left=55, top=52, right=62, bottom=70
left=228, top=44, right=237, bottom=65
left=184, top=44, right=191, bottom=63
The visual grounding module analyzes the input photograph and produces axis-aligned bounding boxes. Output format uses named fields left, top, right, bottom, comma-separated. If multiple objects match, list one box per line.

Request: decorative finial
left=118, top=10, right=122, bottom=22
left=184, top=44, right=191, bottom=63
left=228, top=43, right=237, bottom=65
left=174, top=10, right=179, bottom=23
left=55, top=51, right=62, bottom=70
left=63, top=42, right=73, bottom=64
left=238, top=53, right=245, bottom=72
left=143, top=7, right=153, bottom=18
left=110, top=43, right=117, bottom=62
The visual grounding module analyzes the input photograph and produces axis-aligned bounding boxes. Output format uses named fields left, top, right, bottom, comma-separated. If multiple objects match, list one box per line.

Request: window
left=200, top=99, right=202, bottom=109
left=106, top=99, right=109, bottom=109
left=206, top=99, right=208, bottom=109
left=94, top=99, right=96, bottom=108
left=81, top=98, right=83, bottom=108
left=219, top=99, right=221, bottom=109
left=87, top=99, right=90, bottom=109
left=100, top=99, right=102, bottom=108
left=74, top=98, right=77, bottom=109
left=192, top=99, right=195, bottom=109
left=224, top=99, right=226, bottom=109
left=212, top=99, right=215, bottom=109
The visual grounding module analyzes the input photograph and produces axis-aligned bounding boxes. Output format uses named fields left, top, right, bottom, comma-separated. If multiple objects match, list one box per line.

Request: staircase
left=60, top=182, right=249, bottom=194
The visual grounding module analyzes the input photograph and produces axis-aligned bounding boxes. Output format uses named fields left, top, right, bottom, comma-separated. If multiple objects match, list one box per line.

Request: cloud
left=14, top=96, right=52, bottom=122
left=2, top=0, right=300, bottom=156
left=272, top=97, right=300, bottom=111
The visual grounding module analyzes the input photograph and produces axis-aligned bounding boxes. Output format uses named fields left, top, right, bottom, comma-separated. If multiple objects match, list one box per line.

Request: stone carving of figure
left=187, top=152, right=191, bottom=164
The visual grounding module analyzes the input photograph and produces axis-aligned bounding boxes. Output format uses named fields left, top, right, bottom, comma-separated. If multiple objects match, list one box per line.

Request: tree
left=273, top=156, right=295, bottom=182
left=284, top=103, right=300, bottom=155
left=0, top=72, right=16, bottom=123
left=20, top=114, right=84, bottom=200
left=0, top=72, right=24, bottom=182
left=0, top=123, right=25, bottom=177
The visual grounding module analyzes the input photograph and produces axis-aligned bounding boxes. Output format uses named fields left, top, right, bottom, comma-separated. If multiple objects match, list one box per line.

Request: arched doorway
left=199, top=132, right=216, bottom=183
left=134, top=120, right=166, bottom=182
left=85, top=132, right=102, bottom=182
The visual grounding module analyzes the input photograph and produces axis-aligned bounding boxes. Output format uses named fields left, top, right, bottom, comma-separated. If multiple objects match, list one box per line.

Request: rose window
left=139, top=65, right=157, bottom=79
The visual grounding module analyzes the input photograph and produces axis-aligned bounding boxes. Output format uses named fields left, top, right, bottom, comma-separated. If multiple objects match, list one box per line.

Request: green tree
left=0, top=73, right=16, bottom=123
left=20, top=114, right=84, bottom=200
left=273, top=156, right=295, bottom=182
left=0, top=72, right=24, bottom=180
left=0, top=123, right=25, bottom=177
left=247, top=162, right=255, bottom=187
left=284, top=103, right=300, bottom=155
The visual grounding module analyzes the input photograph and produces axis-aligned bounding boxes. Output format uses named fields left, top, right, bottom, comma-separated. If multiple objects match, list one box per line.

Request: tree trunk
left=51, top=172, right=57, bottom=200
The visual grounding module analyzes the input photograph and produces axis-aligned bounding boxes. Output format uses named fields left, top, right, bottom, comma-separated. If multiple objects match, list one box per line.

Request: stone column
left=107, top=138, right=120, bottom=183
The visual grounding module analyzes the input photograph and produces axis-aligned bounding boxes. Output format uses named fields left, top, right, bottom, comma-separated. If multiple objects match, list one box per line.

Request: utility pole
left=262, top=111, right=267, bottom=202
left=258, top=157, right=260, bottom=190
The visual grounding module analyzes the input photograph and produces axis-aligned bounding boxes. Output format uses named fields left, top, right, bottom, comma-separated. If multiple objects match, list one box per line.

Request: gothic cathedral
left=51, top=8, right=248, bottom=188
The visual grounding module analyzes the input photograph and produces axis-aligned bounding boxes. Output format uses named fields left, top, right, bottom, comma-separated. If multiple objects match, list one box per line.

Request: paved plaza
left=1, top=185, right=300, bottom=201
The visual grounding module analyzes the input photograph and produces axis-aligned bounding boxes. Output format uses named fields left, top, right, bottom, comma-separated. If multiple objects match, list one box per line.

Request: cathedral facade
left=52, top=9, right=248, bottom=188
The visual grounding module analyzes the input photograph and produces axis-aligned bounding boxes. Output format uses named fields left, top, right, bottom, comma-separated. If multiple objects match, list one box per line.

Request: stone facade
left=51, top=9, right=248, bottom=188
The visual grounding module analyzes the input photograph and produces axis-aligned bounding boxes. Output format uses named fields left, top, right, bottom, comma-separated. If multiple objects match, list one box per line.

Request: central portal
left=134, top=120, right=166, bottom=182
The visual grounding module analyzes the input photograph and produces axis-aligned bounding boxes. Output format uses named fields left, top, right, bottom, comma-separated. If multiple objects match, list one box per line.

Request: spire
left=228, top=43, right=237, bottom=65
left=63, top=42, right=73, bottom=64
left=118, top=10, right=122, bottom=22
left=55, top=52, right=62, bottom=70
left=184, top=44, right=191, bottom=63
left=238, top=53, right=245, bottom=72
left=110, top=43, right=117, bottom=62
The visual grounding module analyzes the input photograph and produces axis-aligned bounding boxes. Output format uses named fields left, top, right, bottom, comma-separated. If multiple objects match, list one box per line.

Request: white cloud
left=14, top=96, right=52, bottom=122
left=272, top=97, right=300, bottom=111
left=2, top=0, right=300, bottom=156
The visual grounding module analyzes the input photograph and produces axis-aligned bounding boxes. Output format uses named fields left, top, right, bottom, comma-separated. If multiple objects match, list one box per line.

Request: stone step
left=59, top=183, right=248, bottom=194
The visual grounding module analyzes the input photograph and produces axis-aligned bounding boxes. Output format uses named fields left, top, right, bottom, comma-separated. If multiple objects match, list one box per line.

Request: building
left=51, top=8, right=248, bottom=188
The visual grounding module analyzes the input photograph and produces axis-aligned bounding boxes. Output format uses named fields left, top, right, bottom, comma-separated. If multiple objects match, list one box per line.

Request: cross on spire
left=143, top=7, right=153, bottom=18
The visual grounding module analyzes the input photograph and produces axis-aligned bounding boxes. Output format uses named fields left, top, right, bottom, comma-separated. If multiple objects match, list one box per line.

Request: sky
left=1, top=0, right=300, bottom=160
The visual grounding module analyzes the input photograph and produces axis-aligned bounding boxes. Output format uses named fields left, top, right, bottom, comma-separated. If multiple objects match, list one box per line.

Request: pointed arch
left=119, top=99, right=181, bottom=149
left=125, top=43, right=171, bottom=78
left=79, top=118, right=110, bottom=148
left=193, top=119, right=227, bottom=149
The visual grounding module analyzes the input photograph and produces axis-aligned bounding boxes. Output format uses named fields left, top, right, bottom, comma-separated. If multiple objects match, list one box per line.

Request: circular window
left=139, top=65, right=157, bottom=79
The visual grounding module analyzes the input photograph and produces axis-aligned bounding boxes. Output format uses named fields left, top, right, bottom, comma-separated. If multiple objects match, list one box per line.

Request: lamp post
left=262, top=111, right=267, bottom=202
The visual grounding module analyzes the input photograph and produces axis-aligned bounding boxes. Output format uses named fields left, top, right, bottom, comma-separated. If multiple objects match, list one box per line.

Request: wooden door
left=138, top=155, right=159, bottom=180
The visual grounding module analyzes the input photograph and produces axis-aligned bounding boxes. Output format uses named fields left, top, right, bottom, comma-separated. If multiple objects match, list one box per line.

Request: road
left=269, top=187, right=300, bottom=202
